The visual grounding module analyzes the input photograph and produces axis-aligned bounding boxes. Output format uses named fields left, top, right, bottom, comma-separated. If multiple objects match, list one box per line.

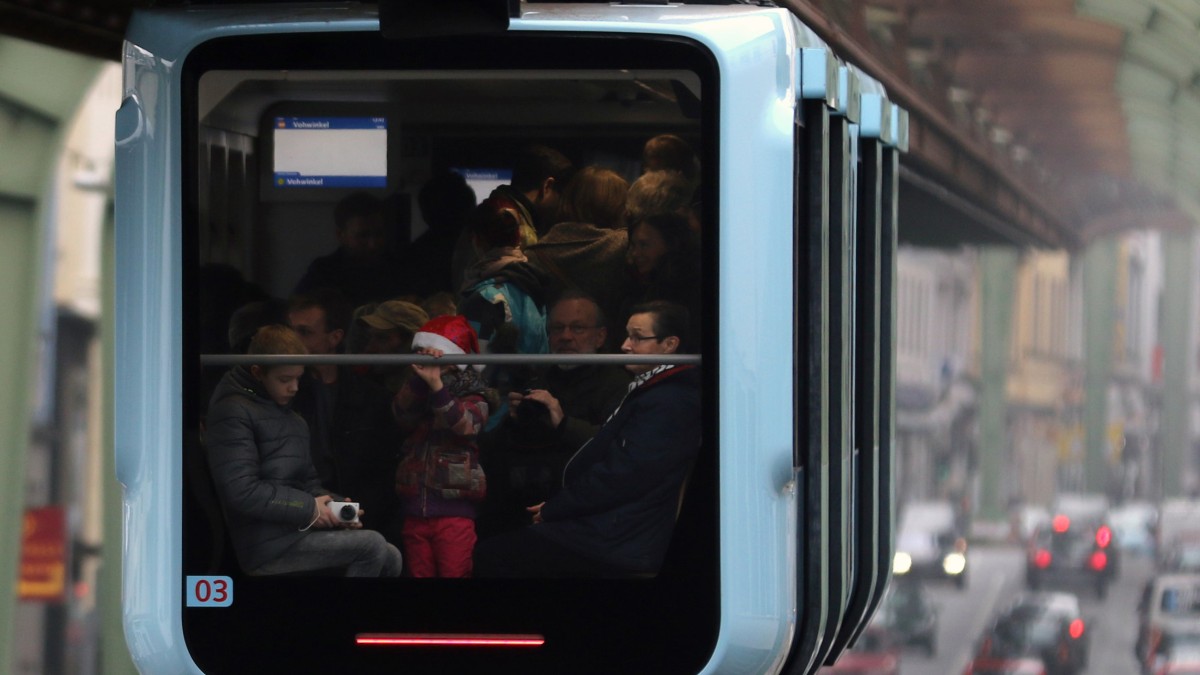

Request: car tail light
left=1095, top=525, right=1112, bottom=548
left=1069, top=618, right=1085, bottom=639
left=1052, top=514, right=1070, bottom=532
left=1089, top=551, right=1107, bottom=570
left=1034, top=549, right=1052, bottom=568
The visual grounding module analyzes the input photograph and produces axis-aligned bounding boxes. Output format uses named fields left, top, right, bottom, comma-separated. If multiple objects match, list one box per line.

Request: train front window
left=184, top=32, right=715, bottom=596
left=192, top=61, right=705, bottom=562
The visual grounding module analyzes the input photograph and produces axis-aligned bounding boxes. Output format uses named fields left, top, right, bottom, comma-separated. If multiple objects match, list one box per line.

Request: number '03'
left=186, top=576, right=233, bottom=607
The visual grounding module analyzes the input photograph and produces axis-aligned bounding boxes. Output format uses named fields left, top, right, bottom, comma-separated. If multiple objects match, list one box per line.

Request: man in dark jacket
left=473, top=301, right=700, bottom=577
left=293, top=191, right=406, bottom=307
left=287, top=289, right=402, bottom=544
left=476, top=291, right=630, bottom=538
left=205, top=325, right=402, bottom=577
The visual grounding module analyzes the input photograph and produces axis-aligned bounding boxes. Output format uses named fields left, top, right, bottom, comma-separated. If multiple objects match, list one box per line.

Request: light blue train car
left=114, top=2, right=905, bottom=672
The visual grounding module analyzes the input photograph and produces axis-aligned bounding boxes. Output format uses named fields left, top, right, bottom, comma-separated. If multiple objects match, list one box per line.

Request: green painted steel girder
left=979, top=247, right=1018, bottom=519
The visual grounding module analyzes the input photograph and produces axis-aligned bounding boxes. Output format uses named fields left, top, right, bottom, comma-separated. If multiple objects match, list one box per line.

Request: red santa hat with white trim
left=410, top=314, right=481, bottom=371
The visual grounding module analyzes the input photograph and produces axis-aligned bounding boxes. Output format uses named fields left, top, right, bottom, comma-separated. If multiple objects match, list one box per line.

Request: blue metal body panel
left=115, top=4, right=826, bottom=673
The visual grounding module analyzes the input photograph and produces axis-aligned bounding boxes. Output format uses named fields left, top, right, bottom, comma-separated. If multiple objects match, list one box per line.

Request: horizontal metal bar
left=200, top=353, right=702, bottom=367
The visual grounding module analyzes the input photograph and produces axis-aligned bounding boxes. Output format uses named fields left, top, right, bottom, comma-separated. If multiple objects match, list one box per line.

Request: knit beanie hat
left=411, top=314, right=481, bottom=370
left=359, top=300, right=429, bottom=334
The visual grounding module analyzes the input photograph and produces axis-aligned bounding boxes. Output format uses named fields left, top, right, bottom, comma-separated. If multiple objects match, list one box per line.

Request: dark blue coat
left=536, top=365, right=701, bottom=574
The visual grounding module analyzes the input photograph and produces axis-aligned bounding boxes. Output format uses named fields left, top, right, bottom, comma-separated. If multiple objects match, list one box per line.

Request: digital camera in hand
left=328, top=501, right=360, bottom=524
left=512, top=390, right=555, bottom=444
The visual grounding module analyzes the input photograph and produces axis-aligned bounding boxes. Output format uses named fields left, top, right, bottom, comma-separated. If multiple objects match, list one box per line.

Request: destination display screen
left=451, top=167, right=511, bottom=204
left=272, top=116, right=387, bottom=188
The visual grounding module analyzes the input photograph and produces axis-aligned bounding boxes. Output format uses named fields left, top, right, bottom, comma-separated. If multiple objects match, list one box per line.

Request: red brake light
left=1052, top=515, right=1070, bottom=532
left=1096, top=525, right=1112, bottom=548
left=1034, top=549, right=1052, bottom=568
left=1069, top=618, right=1085, bottom=639
left=1089, top=551, right=1107, bottom=570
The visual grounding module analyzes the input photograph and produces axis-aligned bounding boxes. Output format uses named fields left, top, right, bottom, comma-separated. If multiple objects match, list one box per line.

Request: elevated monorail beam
left=778, top=0, right=1080, bottom=250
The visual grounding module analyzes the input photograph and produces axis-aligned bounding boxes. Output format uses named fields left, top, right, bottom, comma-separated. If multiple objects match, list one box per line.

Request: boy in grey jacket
left=206, top=325, right=402, bottom=577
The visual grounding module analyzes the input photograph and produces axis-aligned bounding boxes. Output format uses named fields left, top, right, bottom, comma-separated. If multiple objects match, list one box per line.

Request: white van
left=1136, top=573, right=1200, bottom=665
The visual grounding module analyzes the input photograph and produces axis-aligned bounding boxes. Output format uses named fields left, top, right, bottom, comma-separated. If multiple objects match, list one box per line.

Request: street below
left=895, top=541, right=1153, bottom=675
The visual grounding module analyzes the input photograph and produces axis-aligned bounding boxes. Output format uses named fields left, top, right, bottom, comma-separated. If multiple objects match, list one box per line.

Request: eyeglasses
left=624, top=334, right=663, bottom=344
left=548, top=323, right=597, bottom=335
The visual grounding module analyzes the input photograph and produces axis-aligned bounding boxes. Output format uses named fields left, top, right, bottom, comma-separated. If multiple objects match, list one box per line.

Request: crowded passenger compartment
left=189, top=62, right=711, bottom=580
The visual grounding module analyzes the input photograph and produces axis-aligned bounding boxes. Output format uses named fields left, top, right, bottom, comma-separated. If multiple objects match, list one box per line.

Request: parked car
left=894, top=500, right=969, bottom=589
left=819, top=625, right=901, bottom=675
left=972, top=592, right=1089, bottom=675
left=874, top=577, right=939, bottom=655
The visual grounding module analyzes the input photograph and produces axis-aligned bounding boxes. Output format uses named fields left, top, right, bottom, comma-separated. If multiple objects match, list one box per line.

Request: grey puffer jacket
left=206, top=366, right=331, bottom=572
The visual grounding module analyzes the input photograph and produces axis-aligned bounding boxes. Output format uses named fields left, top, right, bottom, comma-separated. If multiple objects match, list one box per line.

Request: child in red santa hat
left=392, top=314, right=498, bottom=577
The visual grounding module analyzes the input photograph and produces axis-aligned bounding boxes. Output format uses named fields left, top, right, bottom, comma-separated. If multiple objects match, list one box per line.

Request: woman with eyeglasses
left=474, top=300, right=700, bottom=578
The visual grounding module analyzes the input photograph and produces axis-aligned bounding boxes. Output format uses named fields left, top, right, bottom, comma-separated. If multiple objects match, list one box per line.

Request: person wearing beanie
left=391, top=314, right=498, bottom=577
left=357, top=299, right=430, bottom=393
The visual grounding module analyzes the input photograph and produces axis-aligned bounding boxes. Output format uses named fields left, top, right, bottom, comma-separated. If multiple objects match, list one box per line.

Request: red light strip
left=356, top=633, right=545, bottom=648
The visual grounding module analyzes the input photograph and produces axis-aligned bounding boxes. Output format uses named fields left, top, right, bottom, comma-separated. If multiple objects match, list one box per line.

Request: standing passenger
left=294, top=192, right=406, bottom=307
left=459, top=195, right=549, bottom=356
left=524, top=166, right=633, bottom=350
left=624, top=212, right=702, bottom=347
left=624, top=168, right=695, bottom=226
left=399, top=169, right=477, bottom=298
left=392, top=315, right=496, bottom=577
left=287, top=289, right=400, bottom=542
left=640, top=133, right=700, bottom=189
left=357, top=299, right=430, bottom=393
left=494, top=144, right=575, bottom=237
left=452, top=145, right=575, bottom=283
left=640, top=133, right=701, bottom=228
